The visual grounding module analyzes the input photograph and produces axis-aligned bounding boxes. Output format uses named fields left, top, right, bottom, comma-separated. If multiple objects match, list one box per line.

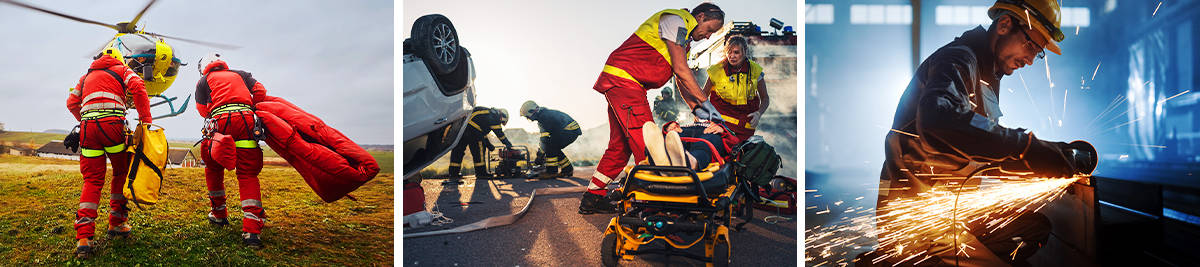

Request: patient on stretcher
left=641, top=121, right=739, bottom=171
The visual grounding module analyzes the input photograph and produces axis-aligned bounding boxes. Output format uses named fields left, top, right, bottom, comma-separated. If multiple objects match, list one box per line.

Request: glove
left=748, top=111, right=762, bottom=128
left=692, top=100, right=725, bottom=123
left=484, top=141, right=496, bottom=151
left=1003, top=134, right=1089, bottom=178
left=63, top=125, right=81, bottom=153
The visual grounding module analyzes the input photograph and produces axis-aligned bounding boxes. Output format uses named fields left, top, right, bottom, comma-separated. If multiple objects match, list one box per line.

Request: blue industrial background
left=805, top=0, right=1200, bottom=265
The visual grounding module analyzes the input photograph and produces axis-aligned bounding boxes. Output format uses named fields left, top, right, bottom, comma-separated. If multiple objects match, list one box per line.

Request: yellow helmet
left=520, top=100, right=539, bottom=118
left=989, top=0, right=1063, bottom=55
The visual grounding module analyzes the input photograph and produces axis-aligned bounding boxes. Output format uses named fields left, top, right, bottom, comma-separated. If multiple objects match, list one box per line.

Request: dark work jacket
left=531, top=108, right=582, bottom=137
left=878, top=26, right=1032, bottom=206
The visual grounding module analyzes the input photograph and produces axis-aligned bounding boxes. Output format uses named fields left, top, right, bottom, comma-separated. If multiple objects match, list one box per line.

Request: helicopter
left=1, top=0, right=240, bottom=119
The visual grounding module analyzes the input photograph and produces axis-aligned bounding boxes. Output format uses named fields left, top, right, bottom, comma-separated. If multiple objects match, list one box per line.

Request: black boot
left=242, top=232, right=263, bottom=249
left=578, top=192, right=619, bottom=215
left=559, top=165, right=575, bottom=178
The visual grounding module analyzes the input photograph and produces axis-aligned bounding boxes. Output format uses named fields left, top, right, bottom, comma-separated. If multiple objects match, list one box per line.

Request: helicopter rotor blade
left=0, top=0, right=120, bottom=32
left=84, top=36, right=117, bottom=58
left=144, top=31, right=241, bottom=50
left=127, top=0, right=157, bottom=29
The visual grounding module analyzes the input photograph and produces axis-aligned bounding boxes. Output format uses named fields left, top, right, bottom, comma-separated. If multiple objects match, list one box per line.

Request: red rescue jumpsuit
left=65, top=55, right=153, bottom=240
left=195, top=60, right=268, bottom=234
left=588, top=9, right=698, bottom=196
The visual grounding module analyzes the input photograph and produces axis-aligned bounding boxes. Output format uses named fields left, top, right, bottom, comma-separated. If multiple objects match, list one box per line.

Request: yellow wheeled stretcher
left=600, top=138, right=744, bottom=267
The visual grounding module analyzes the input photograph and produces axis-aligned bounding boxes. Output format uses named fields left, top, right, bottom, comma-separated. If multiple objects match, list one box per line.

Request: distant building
left=36, top=141, right=79, bottom=160
left=167, top=148, right=202, bottom=168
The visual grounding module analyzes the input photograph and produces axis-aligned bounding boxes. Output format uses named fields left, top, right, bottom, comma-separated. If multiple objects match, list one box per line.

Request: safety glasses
left=1018, top=27, right=1046, bottom=60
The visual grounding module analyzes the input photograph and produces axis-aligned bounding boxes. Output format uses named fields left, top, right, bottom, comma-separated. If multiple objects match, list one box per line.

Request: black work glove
left=63, top=125, right=81, bottom=153
left=1002, top=134, right=1097, bottom=177
left=483, top=141, right=495, bottom=151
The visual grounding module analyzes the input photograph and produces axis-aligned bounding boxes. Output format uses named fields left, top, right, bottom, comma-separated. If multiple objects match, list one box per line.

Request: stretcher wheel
left=710, top=241, right=730, bottom=267
left=601, top=232, right=621, bottom=267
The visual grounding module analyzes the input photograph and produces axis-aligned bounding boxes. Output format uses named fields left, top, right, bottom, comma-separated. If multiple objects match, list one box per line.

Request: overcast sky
left=0, top=1, right=393, bottom=144
left=402, top=0, right=797, bottom=132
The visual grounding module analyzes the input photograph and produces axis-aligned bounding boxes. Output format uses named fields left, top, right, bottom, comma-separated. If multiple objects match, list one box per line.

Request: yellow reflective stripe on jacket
left=490, top=125, right=503, bottom=129
left=564, top=121, right=580, bottom=131
left=540, top=132, right=550, bottom=137
left=633, top=9, right=699, bottom=64
left=449, top=162, right=461, bottom=167
left=467, top=109, right=490, bottom=131
left=602, top=65, right=641, bottom=85
left=235, top=140, right=259, bottom=148
left=81, top=148, right=105, bottom=157
left=720, top=114, right=755, bottom=130
left=706, top=60, right=763, bottom=105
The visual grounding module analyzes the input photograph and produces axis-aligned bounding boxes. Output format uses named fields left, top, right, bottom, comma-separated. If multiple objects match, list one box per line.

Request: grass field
left=0, top=154, right=393, bottom=266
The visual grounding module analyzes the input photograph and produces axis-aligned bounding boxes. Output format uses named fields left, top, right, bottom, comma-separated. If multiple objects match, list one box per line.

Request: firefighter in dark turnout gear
left=520, top=101, right=582, bottom=179
left=869, top=1, right=1096, bottom=266
left=447, top=107, right=512, bottom=182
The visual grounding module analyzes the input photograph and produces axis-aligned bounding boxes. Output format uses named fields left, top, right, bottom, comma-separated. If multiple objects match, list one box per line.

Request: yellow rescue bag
left=123, top=123, right=168, bottom=207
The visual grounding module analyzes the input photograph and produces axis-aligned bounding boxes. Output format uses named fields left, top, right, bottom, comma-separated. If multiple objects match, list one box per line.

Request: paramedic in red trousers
left=702, top=35, right=769, bottom=143
left=579, top=3, right=726, bottom=214
left=66, top=51, right=153, bottom=258
left=194, top=53, right=268, bottom=249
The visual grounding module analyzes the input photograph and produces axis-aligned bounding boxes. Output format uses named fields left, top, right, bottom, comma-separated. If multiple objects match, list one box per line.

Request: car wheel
left=435, top=48, right=471, bottom=93
left=411, top=14, right=461, bottom=75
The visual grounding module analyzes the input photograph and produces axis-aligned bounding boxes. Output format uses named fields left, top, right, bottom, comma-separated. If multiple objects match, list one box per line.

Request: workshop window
left=850, top=4, right=912, bottom=25
left=806, top=4, right=834, bottom=24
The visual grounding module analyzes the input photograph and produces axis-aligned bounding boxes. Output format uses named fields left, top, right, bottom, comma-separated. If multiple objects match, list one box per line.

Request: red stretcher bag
left=254, top=96, right=380, bottom=202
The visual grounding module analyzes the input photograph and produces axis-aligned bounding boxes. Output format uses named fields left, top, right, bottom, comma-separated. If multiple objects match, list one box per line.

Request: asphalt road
left=402, top=167, right=797, bottom=266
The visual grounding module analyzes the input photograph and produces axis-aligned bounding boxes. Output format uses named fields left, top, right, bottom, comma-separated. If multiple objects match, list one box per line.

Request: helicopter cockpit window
left=164, top=58, right=181, bottom=77
left=114, top=35, right=159, bottom=80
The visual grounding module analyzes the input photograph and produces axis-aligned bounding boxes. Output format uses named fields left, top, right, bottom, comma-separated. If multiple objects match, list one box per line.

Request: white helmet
left=197, top=52, right=222, bottom=74
left=520, top=100, right=540, bottom=118
left=495, top=108, right=509, bottom=125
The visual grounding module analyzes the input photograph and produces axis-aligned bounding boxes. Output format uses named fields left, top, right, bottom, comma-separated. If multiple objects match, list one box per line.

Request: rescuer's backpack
left=731, top=136, right=782, bottom=186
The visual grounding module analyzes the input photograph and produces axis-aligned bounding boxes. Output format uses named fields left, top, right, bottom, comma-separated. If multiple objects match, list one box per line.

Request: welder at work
left=867, top=0, right=1099, bottom=265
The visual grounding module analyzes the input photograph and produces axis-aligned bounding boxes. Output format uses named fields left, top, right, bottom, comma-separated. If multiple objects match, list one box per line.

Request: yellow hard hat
left=520, top=100, right=539, bottom=118
left=989, top=0, right=1064, bottom=55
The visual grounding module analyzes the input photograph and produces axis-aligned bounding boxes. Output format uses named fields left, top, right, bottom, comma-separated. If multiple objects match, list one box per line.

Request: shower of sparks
left=1100, top=117, right=1143, bottom=134
left=1122, top=143, right=1167, bottom=149
left=1062, top=88, right=1068, bottom=126
left=1091, top=61, right=1101, bottom=81
left=1044, top=57, right=1054, bottom=89
left=1164, top=90, right=1191, bottom=102
left=1019, top=74, right=1044, bottom=119
left=1024, top=9, right=1033, bottom=30
left=1085, top=94, right=1127, bottom=128
left=1075, top=25, right=1080, bottom=35
left=891, top=129, right=920, bottom=138
left=1153, top=2, right=1163, bottom=17
left=805, top=177, right=1080, bottom=266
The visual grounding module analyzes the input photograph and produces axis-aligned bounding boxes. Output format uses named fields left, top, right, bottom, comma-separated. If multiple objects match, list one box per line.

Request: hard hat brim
left=990, top=4, right=1062, bottom=55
